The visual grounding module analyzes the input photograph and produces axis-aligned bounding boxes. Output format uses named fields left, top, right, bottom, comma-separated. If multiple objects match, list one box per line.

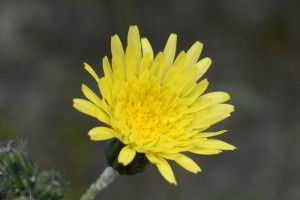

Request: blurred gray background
left=0, top=0, right=299, bottom=199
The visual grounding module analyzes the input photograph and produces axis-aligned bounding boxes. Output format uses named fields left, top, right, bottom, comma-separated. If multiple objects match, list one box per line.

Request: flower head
left=73, top=26, right=236, bottom=185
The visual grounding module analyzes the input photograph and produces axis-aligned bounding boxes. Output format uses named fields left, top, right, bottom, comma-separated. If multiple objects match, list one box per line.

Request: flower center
left=110, top=75, right=189, bottom=152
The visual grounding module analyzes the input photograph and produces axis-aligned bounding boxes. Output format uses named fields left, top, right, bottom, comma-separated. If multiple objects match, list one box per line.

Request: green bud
left=33, top=170, right=68, bottom=200
left=104, top=139, right=149, bottom=175
left=0, top=140, right=37, bottom=192
left=0, top=162, right=12, bottom=199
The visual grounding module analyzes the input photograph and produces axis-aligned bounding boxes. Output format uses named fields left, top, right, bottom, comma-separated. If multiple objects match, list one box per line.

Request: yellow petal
left=198, top=139, right=236, bottom=150
left=199, top=92, right=230, bottom=104
left=157, top=158, right=177, bottom=185
left=174, top=154, right=201, bottom=173
left=188, top=97, right=211, bottom=114
left=125, top=44, right=137, bottom=79
left=95, top=107, right=111, bottom=125
left=162, top=67, right=180, bottom=85
left=98, top=78, right=112, bottom=104
left=88, top=127, right=115, bottom=141
left=173, top=51, right=187, bottom=71
left=151, top=52, right=165, bottom=81
left=84, top=63, right=100, bottom=81
left=185, top=79, right=209, bottom=99
left=194, top=57, right=211, bottom=81
left=81, top=84, right=102, bottom=107
left=141, top=38, right=154, bottom=62
left=112, top=55, right=125, bottom=81
left=73, top=99, right=110, bottom=124
left=184, top=41, right=203, bottom=70
left=138, top=53, right=151, bottom=76
left=73, top=99, right=97, bottom=117
left=190, top=147, right=222, bottom=155
left=191, top=104, right=234, bottom=128
left=180, top=82, right=196, bottom=100
left=128, top=25, right=142, bottom=61
left=101, top=98, right=112, bottom=117
left=159, top=152, right=201, bottom=174
left=174, top=66, right=198, bottom=95
left=111, top=35, right=125, bottom=60
left=146, top=152, right=177, bottom=185
left=149, top=62, right=160, bottom=79
left=193, top=130, right=227, bottom=139
left=118, top=145, right=136, bottom=166
left=163, top=34, right=177, bottom=75
left=102, top=56, right=113, bottom=87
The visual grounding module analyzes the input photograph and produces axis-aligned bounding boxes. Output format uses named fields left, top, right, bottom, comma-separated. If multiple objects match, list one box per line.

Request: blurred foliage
left=0, top=0, right=299, bottom=199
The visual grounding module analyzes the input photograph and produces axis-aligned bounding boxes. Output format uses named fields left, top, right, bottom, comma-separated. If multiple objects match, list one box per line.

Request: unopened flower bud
left=33, top=170, right=67, bottom=200
left=0, top=140, right=37, bottom=192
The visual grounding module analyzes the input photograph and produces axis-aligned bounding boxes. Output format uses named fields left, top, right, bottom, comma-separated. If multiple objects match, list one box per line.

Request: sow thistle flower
left=73, top=26, right=235, bottom=185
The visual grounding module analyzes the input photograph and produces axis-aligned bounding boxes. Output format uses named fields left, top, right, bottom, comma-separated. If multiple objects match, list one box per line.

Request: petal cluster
left=73, top=26, right=236, bottom=185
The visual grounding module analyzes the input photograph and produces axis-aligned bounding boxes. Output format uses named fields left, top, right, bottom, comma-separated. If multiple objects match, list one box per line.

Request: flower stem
left=80, top=167, right=119, bottom=200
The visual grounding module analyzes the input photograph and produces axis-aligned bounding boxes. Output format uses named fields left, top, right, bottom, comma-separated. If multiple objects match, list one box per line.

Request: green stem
left=80, top=167, right=119, bottom=200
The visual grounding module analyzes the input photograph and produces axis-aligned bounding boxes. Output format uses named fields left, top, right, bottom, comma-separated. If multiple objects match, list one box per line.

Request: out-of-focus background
left=0, top=0, right=299, bottom=199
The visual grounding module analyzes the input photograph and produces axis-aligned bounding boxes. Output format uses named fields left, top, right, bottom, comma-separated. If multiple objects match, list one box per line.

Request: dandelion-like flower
left=73, top=26, right=236, bottom=185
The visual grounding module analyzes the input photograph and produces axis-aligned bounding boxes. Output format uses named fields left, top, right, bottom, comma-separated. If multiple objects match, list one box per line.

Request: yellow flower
left=73, top=26, right=236, bottom=185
